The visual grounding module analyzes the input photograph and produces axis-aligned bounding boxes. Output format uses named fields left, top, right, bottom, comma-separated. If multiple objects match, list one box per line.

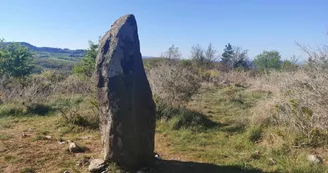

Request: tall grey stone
left=95, top=14, right=156, bottom=169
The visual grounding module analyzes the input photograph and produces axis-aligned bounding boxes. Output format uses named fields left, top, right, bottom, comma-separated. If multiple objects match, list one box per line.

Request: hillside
left=1, top=42, right=86, bottom=61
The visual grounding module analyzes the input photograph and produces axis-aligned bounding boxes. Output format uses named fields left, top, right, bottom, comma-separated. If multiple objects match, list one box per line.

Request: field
left=1, top=67, right=328, bottom=173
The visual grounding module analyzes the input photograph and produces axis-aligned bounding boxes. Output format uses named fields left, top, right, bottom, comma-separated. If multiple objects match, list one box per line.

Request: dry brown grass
left=0, top=71, right=95, bottom=104
left=249, top=48, right=328, bottom=146
left=0, top=116, right=102, bottom=173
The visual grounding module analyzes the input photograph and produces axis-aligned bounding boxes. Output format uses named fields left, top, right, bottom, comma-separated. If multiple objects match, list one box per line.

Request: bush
left=156, top=100, right=216, bottom=131
left=0, top=70, right=66, bottom=103
left=253, top=50, right=282, bottom=72
left=247, top=126, right=263, bottom=142
left=249, top=45, right=328, bottom=146
left=59, top=101, right=99, bottom=129
left=0, top=40, right=35, bottom=78
left=148, top=62, right=201, bottom=107
left=73, top=41, right=98, bottom=77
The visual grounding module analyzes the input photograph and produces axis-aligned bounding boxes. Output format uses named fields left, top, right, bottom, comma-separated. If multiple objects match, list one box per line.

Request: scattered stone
left=221, top=80, right=230, bottom=85
left=58, top=141, right=65, bottom=145
left=58, top=139, right=65, bottom=145
left=268, top=158, right=277, bottom=165
left=45, top=135, right=52, bottom=139
left=22, top=132, right=28, bottom=138
left=308, top=154, right=323, bottom=164
left=155, top=153, right=161, bottom=160
left=27, top=128, right=34, bottom=132
left=96, top=14, right=156, bottom=169
left=88, top=159, right=105, bottom=172
left=68, top=140, right=83, bottom=153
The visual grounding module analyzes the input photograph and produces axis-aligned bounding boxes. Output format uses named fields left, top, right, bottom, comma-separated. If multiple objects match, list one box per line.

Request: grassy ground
left=0, top=115, right=102, bottom=173
left=1, top=84, right=328, bottom=173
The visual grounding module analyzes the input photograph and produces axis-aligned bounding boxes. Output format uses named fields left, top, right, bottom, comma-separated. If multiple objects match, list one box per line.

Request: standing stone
left=95, top=14, right=156, bottom=169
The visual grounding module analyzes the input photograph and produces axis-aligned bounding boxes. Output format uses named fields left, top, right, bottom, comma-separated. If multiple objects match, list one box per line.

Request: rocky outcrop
left=95, top=14, right=156, bottom=169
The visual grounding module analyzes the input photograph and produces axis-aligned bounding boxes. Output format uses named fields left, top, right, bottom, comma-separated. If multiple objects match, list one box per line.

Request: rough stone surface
left=88, top=159, right=105, bottom=172
left=307, top=154, right=323, bottom=164
left=95, top=14, right=156, bottom=169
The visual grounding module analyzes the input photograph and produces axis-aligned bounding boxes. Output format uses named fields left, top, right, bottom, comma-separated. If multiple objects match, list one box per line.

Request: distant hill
left=1, top=42, right=153, bottom=61
left=1, top=42, right=86, bottom=61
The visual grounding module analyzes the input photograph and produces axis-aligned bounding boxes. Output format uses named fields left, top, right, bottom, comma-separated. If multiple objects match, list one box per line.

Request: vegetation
left=0, top=39, right=35, bottom=78
left=73, top=41, right=98, bottom=77
left=253, top=50, right=282, bottom=72
left=2, top=38, right=328, bottom=172
left=0, top=41, right=85, bottom=61
left=161, top=44, right=182, bottom=60
left=191, top=43, right=218, bottom=68
left=221, top=43, right=249, bottom=70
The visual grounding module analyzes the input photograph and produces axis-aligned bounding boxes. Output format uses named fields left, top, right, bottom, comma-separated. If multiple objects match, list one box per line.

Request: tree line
left=0, top=38, right=299, bottom=79
left=161, top=43, right=298, bottom=72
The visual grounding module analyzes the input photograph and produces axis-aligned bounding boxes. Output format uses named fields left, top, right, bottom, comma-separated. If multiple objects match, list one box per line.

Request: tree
left=0, top=39, right=34, bottom=78
left=161, top=45, right=181, bottom=60
left=253, top=50, right=282, bottom=72
left=204, top=43, right=218, bottom=68
left=221, top=43, right=234, bottom=67
left=221, top=43, right=249, bottom=70
left=231, top=46, right=249, bottom=69
left=281, top=55, right=298, bottom=71
left=190, top=44, right=205, bottom=65
left=191, top=43, right=217, bottom=68
left=73, top=41, right=98, bottom=77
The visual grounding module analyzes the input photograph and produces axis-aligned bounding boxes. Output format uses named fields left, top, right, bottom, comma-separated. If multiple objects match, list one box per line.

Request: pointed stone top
left=111, top=14, right=136, bottom=28
left=99, top=14, right=138, bottom=45
left=96, top=14, right=141, bottom=78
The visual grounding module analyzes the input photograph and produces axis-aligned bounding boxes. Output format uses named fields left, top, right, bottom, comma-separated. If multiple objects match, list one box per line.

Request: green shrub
left=156, top=100, right=216, bottom=131
left=0, top=103, right=25, bottom=117
left=247, top=126, right=263, bottom=142
left=0, top=40, right=35, bottom=78
left=59, top=102, right=99, bottom=129
left=26, top=103, right=53, bottom=116
left=73, top=41, right=97, bottom=77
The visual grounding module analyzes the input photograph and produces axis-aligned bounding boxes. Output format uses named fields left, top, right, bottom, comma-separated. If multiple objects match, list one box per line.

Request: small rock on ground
left=45, top=135, right=52, bottom=139
left=308, top=154, right=323, bottom=164
left=268, top=158, right=276, bottom=165
left=88, top=159, right=105, bottom=172
left=68, top=140, right=84, bottom=153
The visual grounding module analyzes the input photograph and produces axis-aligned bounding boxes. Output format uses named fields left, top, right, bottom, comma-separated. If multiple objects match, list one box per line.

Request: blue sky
left=1, top=0, right=327, bottom=60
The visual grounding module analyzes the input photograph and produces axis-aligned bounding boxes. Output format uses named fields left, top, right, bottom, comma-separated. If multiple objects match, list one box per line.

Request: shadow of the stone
left=152, top=159, right=267, bottom=173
